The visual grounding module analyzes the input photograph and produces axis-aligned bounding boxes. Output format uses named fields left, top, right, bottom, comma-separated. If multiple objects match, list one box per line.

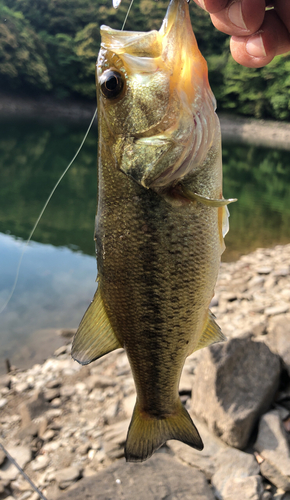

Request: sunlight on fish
left=72, top=0, right=236, bottom=462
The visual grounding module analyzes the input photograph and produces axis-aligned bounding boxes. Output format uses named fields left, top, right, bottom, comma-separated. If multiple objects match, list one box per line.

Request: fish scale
left=72, top=0, right=235, bottom=462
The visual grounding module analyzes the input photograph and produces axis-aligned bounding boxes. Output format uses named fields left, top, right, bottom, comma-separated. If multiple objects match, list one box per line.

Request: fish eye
left=100, top=69, right=124, bottom=99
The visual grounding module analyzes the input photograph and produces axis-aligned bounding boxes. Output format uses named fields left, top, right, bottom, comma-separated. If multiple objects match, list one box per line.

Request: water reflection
left=222, top=143, right=290, bottom=261
left=1, top=116, right=290, bottom=371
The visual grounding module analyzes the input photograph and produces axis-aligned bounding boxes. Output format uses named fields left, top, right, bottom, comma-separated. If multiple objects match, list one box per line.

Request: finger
left=230, top=10, right=290, bottom=67
left=209, top=0, right=266, bottom=36
left=193, top=0, right=228, bottom=14
left=274, top=0, right=290, bottom=34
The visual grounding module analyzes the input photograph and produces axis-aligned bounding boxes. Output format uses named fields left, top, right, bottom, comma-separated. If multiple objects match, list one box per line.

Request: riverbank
left=1, top=93, right=290, bottom=149
left=1, top=243, right=290, bottom=500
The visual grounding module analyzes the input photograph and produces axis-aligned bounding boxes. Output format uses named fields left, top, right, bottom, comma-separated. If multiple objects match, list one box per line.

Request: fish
left=72, top=0, right=236, bottom=462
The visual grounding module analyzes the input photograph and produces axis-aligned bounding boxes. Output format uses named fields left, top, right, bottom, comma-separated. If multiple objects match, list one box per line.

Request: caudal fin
left=125, top=400, right=203, bottom=462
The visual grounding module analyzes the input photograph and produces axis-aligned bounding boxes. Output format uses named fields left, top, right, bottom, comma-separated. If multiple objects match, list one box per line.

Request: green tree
left=0, top=2, right=51, bottom=91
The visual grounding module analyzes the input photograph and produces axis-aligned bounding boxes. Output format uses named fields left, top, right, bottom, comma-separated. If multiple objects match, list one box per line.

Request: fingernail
left=246, top=34, right=266, bottom=57
left=228, top=2, right=247, bottom=30
left=196, top=0, right=206, bottom=9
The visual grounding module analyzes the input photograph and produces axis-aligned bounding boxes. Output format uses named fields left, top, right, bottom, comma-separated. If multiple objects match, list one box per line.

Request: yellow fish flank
left=72, top=0, right=236, bottom=462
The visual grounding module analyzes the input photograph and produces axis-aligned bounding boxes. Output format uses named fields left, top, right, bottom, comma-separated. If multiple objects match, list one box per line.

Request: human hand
left=194, top=0, right=290, bottom=67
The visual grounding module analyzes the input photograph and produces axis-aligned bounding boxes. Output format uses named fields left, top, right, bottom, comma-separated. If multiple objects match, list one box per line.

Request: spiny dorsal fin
left=72, top=287, right=122, bottom=365
left=195, top=310, right=226, bottom=351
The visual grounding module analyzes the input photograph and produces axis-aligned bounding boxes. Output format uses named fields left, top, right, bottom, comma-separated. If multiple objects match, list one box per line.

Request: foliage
left=0, top=0, right=290, bottom=120
left=0, top=3, right=51, bottom=91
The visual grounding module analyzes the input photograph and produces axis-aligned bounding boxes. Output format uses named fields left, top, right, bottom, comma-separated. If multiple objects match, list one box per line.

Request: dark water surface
left=1, top=116, right=290, bottom=373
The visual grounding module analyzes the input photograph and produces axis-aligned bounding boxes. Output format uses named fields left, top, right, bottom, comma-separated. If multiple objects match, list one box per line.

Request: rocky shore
left=1, top=244, right=290, bottom=500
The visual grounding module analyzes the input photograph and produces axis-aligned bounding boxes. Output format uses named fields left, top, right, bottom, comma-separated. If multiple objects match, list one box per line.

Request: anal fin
left=72, top=288, right=122, bottom=365
left=195, top=310, right=226, bottom=352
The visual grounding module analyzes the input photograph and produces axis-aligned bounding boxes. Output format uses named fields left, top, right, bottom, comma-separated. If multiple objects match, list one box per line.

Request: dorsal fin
left=71, top=287, right=122, bottom=365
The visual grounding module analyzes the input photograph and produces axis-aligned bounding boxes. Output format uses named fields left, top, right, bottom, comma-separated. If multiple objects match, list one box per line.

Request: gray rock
left=0, top=398, right=7, bottom=409
left=211, top=448, right=260, bottom=500
left=191, top=338, right=280, bottom=448
left=86, top=374, right=116, bottom=391
left=222, top=475, right=263, bottom=500
left=256, top=266, right=273, bottom=275
left=30, top=455, right=50, bottom=471
left=20, top=391, right=50, bottom=426
left=169, top=415, right=228, bottom=480
left=265, top=305, right=289, bottom=316
left=54, top=466, right=82, bottom=489
left=56, top=454, right=215, bottom=500
left=59, top=385, right=75, bottom=398
left=44, top=388, right=61, bottom=401
left=0, top=446, right=32, bottom=481
left=254, top=410, right=290, bottom=490
left=266, top=315, right=290, bottom=376
left=0, top=449, right=5, bottom=467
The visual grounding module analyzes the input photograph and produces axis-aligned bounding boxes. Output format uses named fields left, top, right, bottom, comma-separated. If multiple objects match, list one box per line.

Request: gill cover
left=97, top=0, right=219, bottom=189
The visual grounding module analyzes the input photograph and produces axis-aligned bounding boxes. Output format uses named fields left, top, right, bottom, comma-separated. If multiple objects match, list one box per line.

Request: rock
left=221, top=476, right=263, bottom=500
left=211, top=448, right=260, bottom=500
left=17, top=422, right=38, bottom=440
left=14, top=382, right=30, bottom=393
left=122, top=393, right=136, bottom=418
left=20, top=391, right=50, bottom=426
left=256, top=266, right=273, bottom=275
left=56, top=454, right=215, bottom=500
left=58, top=328, right=76, bottom=338
left=60, top=385, right=75, bottom=398
left=103, top=418, right=130, bottom=446
left=0, top=375, right=11, bottom=389
left=0, top=449, right=5, bottom=467
left=0, top=398, right=7, bottom=409
left=41, top=429, right=56, bottom=441
left=0, top=446, right=32, bottom=481
left=44, top=388, right=61, bottom=401
left=169, top=415, right=228, bottom=480
left=54, top=466, right=82, bottom=489
left=31, top=455, right=50, bottom=471
left=254, top=410, right=290, bottom=490
left=46, top=379, right=62, bottom=389
left=191, top=338, right=280, bottom=448
left=103, top=401, right=118, bottom=421
left=179, top=370, right=193, bottom=393
left=265, top=305, right=289, bottom=316
left=85, top=374, right=116, bottom=391
left=266, top=315, right=290, bottom=376
left=54, top=345, right=69, bottom=356
left=78, top=443, right=91, bottom=456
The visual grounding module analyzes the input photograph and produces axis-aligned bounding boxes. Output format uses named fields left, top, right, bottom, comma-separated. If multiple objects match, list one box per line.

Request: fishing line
left=1, top=0, right=135, bottom=315
left=0, top=1, right=132, bottom=496
left=0, top=107, right=97, bottom=315
left=0, top=443, right=48, bottom=500
left=121, top=0, right=135, bottom=30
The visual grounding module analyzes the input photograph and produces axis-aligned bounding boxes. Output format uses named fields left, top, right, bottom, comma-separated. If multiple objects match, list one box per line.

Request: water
left=1, top=116, right=290, bottom=373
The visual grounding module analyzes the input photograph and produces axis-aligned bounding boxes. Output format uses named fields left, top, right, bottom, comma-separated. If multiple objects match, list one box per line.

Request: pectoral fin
left=195, top=311, right=226, bottom=352
left=72, top=288, right=122, bottom=365
left=181, top=186, right=237, bottom=207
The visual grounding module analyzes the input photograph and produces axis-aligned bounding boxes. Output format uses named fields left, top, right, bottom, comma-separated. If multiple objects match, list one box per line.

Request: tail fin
left=125, top=400, right=203, bottom=462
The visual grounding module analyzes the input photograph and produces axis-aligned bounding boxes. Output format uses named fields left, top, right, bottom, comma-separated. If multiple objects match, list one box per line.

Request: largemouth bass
left=72, top=0, right=235, bottom=462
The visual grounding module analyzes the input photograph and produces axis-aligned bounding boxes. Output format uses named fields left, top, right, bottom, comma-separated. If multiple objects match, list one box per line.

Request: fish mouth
left=99, top=0, right=218, bottom=189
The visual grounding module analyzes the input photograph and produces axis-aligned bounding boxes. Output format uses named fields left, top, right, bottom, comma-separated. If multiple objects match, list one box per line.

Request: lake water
left=1, top=116, right=290, bottom=373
